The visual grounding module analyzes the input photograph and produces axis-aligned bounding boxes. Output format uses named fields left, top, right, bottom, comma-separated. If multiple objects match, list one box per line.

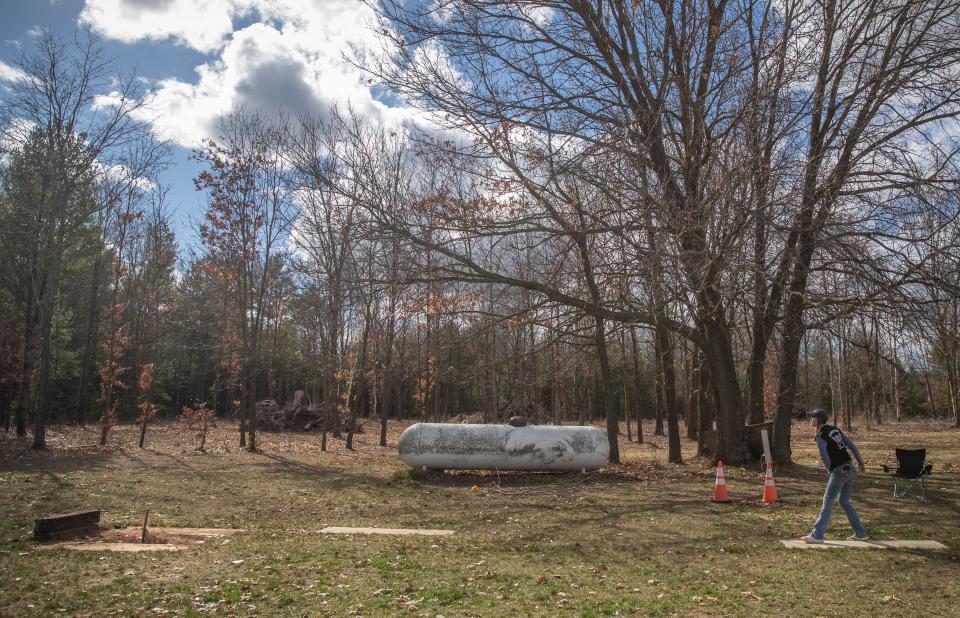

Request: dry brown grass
left=1, top=418, right=958, bottom=617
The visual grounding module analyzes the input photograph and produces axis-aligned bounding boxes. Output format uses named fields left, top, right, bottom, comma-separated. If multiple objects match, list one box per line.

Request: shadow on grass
left=0, top=440, right=113, bottom=474
left=255, top=450, right=392, bottom=490
left=415, top=461, right=709, bottom=490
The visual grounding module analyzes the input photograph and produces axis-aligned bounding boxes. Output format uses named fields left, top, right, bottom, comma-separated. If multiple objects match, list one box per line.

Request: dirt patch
left=39, top=542, right=183, bottom=552
left=36, top=526, right=244, bottom=551
left=101, top=527, right=242, bottom=545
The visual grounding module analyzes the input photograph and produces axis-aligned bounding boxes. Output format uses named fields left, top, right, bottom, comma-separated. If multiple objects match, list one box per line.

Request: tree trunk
left=922, top=368, right=936, bottom=416
left=656, top=325, right=682, bottom=464
left=593, top=315, right=620, bottom=464
left=246, top=365, right=257, bottom=452
left=803, top=332, right=811, bottom=412
left=697, top=350, right=714, bottom=456
left=575, top=367, right=584, bottom=425
left=682, top=343, right=693, bottom=441
left=33, top=302, right=55, bottom=449
left=379, top=294, right=398, bottom=448
left=629, top=325, right=644, bottom=444
left=773, top=320, right=803, bottom=465
left=327, top=298, right=341, bottom=439
left=138, top=410, right=149, bottom=449
left=623, top=381, right=632, bottom=442
left=380, top=365, right=391, bottom=446
left=746, top=316, right=770, bottom=427
left=871, top=319, right=882, bottom=426
left=15, top=297, right=34, bottom=438
left=772, top=231, right=818, bottom=465
left=74, top=250, right=104, bottom=425
left=700, top=318, right=748, bottom=464
left=654, top=333, right=665, bottom=437
left=347, top=302, right=373, bottom=451
left=838, top=332, right=852, bottom=431
left=1, top=385, right=9, bottom=433
left=688, top=353, right=702, bottom=442
left=891, top=337, right=902, bottom=422
left=947, top=363, right=959, bottom=428
left=239, top=387, right=247, bottom=448
left=620, top=329, right=632, bottom=442
left=33, top=237, right=64, bottom=450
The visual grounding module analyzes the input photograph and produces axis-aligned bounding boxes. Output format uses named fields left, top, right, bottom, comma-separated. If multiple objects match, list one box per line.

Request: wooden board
left=33, top=510, right=101, bottom=541
left=320, top=526, right=454, bottom=537
left=780, top=539, right=947, bottom=550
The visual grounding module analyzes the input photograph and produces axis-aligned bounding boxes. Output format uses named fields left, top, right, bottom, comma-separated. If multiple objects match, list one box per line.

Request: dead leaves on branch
left=178, top=402, right=217, bottom=452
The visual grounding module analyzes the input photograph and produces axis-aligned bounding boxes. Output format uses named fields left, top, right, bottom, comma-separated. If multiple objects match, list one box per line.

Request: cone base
left=710, top=498, right=732, bottom=503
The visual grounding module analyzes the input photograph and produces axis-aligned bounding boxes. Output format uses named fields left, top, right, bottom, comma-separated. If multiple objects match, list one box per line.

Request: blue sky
left=0, top=0, right=408, bottom=252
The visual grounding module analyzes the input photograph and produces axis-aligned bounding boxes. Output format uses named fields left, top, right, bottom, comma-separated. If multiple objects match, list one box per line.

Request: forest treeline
left=2, top=0, right=960, bottom=465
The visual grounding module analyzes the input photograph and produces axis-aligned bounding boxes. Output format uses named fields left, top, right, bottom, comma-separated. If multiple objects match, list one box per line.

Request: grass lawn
left=1, top=419, right=958, bottom=617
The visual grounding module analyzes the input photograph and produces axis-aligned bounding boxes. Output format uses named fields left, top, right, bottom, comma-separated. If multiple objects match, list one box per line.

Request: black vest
left=818, top=424, right=852, bottom=470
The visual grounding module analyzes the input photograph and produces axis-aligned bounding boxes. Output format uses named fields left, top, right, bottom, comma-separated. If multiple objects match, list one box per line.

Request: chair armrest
left=923, top=464, right=933, bottom=475
left=881, top=464, right=891, bottom=474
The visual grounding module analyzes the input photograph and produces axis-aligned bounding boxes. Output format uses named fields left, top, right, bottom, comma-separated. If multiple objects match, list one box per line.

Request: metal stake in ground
left=141, top=509, right=150, bottom=544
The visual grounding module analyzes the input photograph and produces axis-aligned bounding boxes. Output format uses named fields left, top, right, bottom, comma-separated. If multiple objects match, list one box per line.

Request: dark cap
left=806, top=409, right=828, bottom=423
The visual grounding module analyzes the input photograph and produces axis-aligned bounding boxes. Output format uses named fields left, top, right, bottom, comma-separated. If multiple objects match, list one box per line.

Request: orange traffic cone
left=711, top=460, right=731, bottom=503
left=762, top=462, right=778, bottom=503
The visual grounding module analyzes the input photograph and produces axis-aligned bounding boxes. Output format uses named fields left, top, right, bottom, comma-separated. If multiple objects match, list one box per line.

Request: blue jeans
left=811, top=464, right=868, bottom=539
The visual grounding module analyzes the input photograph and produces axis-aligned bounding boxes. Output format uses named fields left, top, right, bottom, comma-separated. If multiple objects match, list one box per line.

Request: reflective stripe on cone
left=762, top=462, right=778, bottom=503
left=712, top=460, right=731, bottom=503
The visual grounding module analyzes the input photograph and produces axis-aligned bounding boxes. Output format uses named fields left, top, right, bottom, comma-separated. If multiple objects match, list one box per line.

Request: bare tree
left=770, top=0, right=960, bottom=461
left=0, top=29, right=164, bottom=448
left=194, top=110, right=292, bottom=452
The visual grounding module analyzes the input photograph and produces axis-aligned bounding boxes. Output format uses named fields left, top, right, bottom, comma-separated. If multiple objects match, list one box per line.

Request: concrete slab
left=781, top=539, right=947, bottom=550
left=320, top=526, right=454, bottom=537
left=151, top=527, right=244, bottom=537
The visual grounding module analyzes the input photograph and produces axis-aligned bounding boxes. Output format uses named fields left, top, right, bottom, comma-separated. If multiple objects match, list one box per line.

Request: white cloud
left=94, top=160, right=157, bottom=193
left=519, top=3, right=554, bottom=27
left=429, top=0, right=458, bottom=23
left=407, top=40, right=471, bottom=92
left=0, top=117, right=37, bottom=163
left=0, top=58, right=25, bottom=82
left=92, top=90, right=124, bottom=110
left=79, top=0, right=238, bottom=54
left=80, top=0, right=416, bottom=146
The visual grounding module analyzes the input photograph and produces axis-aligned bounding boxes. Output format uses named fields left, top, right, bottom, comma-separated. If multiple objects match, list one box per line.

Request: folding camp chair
left=882, top=449, right=933, bottom=502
